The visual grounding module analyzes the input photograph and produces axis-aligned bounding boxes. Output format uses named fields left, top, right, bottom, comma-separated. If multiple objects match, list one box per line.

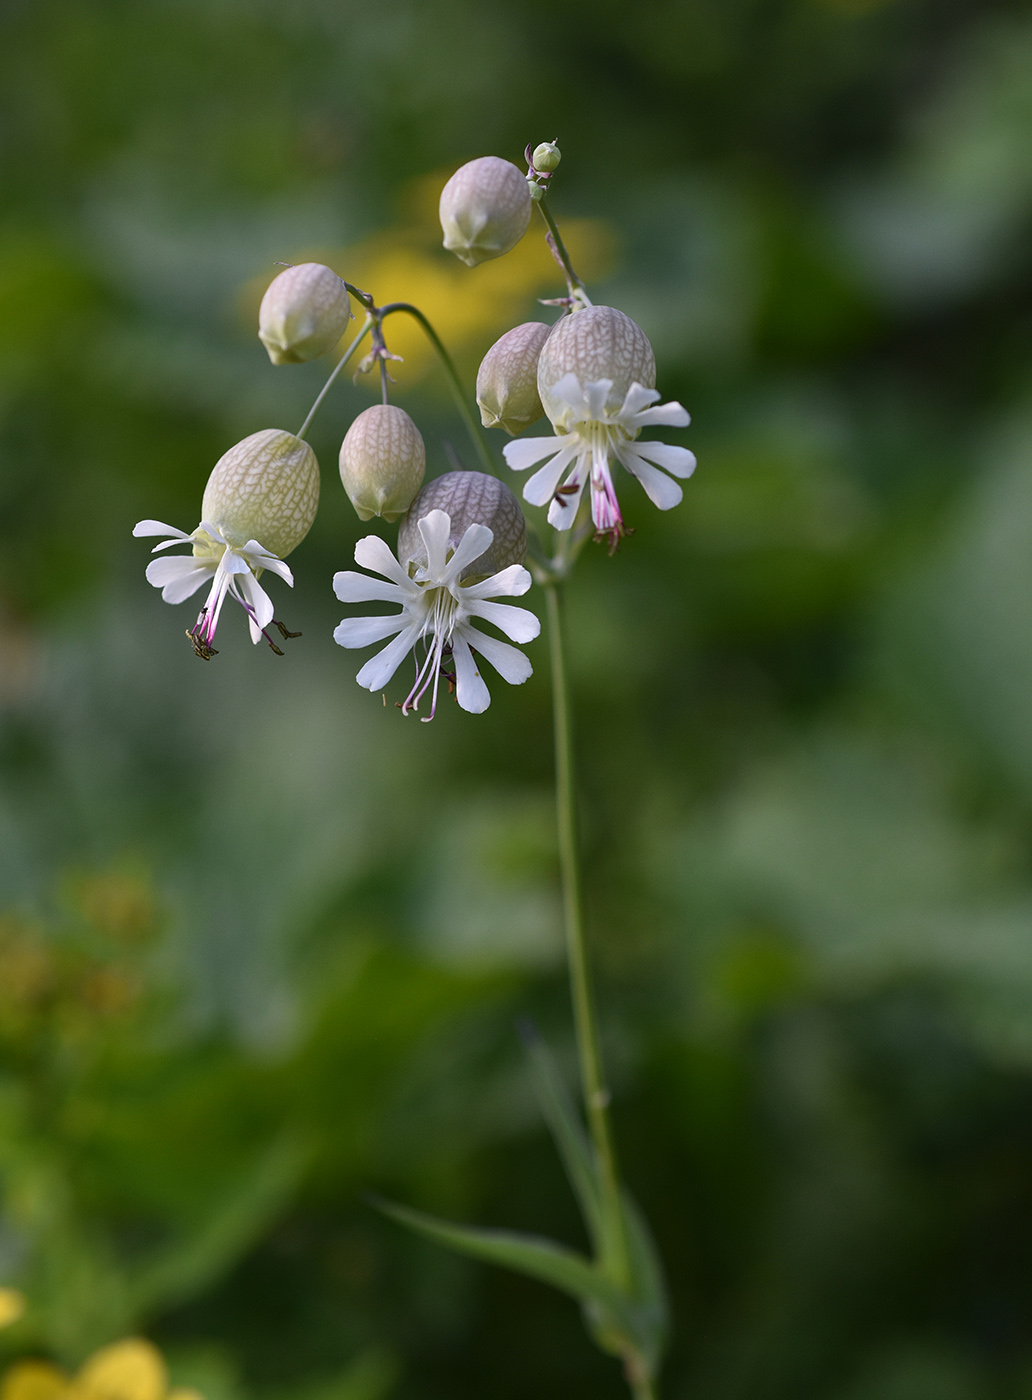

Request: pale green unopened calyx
left=439, top=157, right=532, bottom=268
left=259, top=263, right=351, bottom=365
left=339, top=405, right=426, bottom=523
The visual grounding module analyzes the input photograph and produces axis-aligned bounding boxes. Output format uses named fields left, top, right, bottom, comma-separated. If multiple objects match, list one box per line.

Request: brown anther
left=187, top=630, right=218, bottom=660
left=274, top=620, right=302, bottom=640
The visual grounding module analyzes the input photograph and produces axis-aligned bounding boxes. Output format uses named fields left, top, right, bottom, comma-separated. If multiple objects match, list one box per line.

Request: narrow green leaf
left=520, top=1024, right=604, bottom=1250
left=372, top=1197, right=627, bottom=1317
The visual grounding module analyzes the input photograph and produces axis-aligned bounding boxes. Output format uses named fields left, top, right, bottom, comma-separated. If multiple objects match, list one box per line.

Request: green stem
left=380, top=302, right=495, bottom=474
left=536, top=197, right=592, bottom=308
left=629, top=1369, right=658, bottom=1400
left=544, top=582, right=630, bottom=1290
left=296, top=317, right=373, bottom=440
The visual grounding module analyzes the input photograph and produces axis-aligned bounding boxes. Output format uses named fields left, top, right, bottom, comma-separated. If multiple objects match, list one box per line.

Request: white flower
left=502, top=373, right=696, bottom=548
left=132, top=518, right=294, bottom=658
left=333, top=509, right=540, bottom=720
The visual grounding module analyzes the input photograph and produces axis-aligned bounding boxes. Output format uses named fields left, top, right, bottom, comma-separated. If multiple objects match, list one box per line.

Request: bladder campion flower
left=503, top=306, right=695, bottom=546
left=258, top=263, right=351, bottom=365
left=134, top=429, right=319, bottom=658
left=439, top=157, right=532, bottom=267
left=333, top=472, right=539, bottom=720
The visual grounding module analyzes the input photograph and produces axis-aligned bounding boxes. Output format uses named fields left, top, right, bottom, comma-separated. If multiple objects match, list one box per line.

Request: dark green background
left=3, top=1, right=1032, bottom=1397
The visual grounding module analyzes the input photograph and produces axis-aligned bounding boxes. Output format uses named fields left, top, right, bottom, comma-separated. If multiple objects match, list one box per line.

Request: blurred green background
left=3, top=0, right=1032, bottom=1396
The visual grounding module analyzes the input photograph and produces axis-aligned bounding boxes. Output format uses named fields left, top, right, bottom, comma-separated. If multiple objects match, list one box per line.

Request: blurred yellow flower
left=1, top=1340, right=202, bottom=1400
left=0, top=1291, right=26, bottom=1329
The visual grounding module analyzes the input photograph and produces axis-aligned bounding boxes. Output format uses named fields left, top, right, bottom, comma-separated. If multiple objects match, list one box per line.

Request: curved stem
left=545, top=582, right=630, bottom=1290
left=380, top=302, right=495, bottom=474
left=536, top=197, right=592, bottom=308
left=296, top=316, right=373, bottom=440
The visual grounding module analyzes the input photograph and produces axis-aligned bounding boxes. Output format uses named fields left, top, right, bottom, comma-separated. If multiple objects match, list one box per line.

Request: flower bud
left=258, top=263, right=351, bottom=365
left=339, top=405, right=426, bottom=523
left=532, top=141, right=561, bottom=173
left=537, top=305, right=656, bottom=431
left=476, top=322, right=551, bottom=434
left=200, top=429, right=320, bottom=559
left=399, top=471, right=527, bottom=580
left=439, top=157, right=532, bottom=268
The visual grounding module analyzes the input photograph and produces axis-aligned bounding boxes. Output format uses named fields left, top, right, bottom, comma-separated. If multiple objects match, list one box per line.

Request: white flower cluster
left=132, top=147, right=694, bottom=715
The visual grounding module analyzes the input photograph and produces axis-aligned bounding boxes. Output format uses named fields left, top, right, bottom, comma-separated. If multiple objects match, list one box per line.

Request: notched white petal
left=523, top=447, right=580, bottom=507
left=451, top=636, right=492, bottom=714
left=623, top=457, right=685, bottom=510
left=503, top=435, right=571, bottom=472
left=353, top=533, right=414, bottom=586
left=333, top=571, right=407, bottom=605
left=464, top=627, right=535, bottom=685
left=333, top=614, right=408, bottom=648
left=461, top=564, right=532, bottom=600
left=464, top=598, right=540, bottom=642
left=355, top=626, right=422, bottom=691
left=627, top=440, right=697, bottom=477
left=133, top=519, right=191, bottom=540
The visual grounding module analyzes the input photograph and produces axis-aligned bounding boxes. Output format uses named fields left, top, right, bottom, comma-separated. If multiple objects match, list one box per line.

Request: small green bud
left=537, top=305, right=656, bottom=431
left=439, top=157, right=532, bottom=268
left=339, top=405, right=426, bottom=523
left=200, top=429, right=320, bottom=559
left=399, top=471, right=527, bottom=581
left=258, top=263, right=351, bottom=365
left=476, top=322, right=551, bottom=434
left=532, top=141, right=561, bottom=173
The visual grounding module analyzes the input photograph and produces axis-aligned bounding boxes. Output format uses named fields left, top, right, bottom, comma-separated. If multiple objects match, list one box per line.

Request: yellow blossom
left=2, top=1340, right=202, bottom=1400
left=0, top=1291, right=26, bottom=1329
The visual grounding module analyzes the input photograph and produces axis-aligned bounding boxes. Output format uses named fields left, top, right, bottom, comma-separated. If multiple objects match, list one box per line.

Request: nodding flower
left=134, top=429, right=319, bottom=658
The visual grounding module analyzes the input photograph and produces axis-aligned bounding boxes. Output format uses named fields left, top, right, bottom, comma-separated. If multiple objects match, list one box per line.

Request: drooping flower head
left=502, top=306, right=696, bottom=549
left=258, top=262, right=351, bottom=365
left=333, top=471, right=539, bottom=720
left=439, top=157, right=532, bottom=267
left=339, top=404, right=426, bottom=523
left=134, top=429, right=319, bottom=658
left=476, top=322, right=551, bottom=435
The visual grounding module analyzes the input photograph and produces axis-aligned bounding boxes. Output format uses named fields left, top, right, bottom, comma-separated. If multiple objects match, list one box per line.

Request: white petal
left=219, top=548, right=251, bottom=576
left=242, top=543, right=294, bottom=585
left=629, top=400, right=690, bottom=429
left=623, top=457, right=684, bottom=510
left=620, top=383, right=661, bottom=416
left=197, top=520, right=230, bottom=547
left=523, top=447, right=580, bottom=507
left=462, top=564, right=532, bottom=600
left=133, top=519, right=191, bottom=540
left=443, top=523, right=494, bottom=586
left=333, top=614, right=407, bottom=648
left=333, top=570, right=407, bottom=605
left=353, top=534, right=414, bottom=588
left=464, top=599, right=540, bottom=643
left=145, top=557, right=213, bottom=604
left=625, top=439, right=697, bottom=478
left=546, top=477, right=586, bottom=529
left=583, top=379, right=613, bottom=419
left=463, top=626, right=534, bottom=684
left=503, top=435, right=569, bottom=472
left=417, top=510, right=452, bottom=580
left=549, top=373, right=590, bottom=415
left=236, top=571, right=275, bottom=633
left=451, top=636, right=491, bottom=713
left=355, top=626, right=420, bottom=691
